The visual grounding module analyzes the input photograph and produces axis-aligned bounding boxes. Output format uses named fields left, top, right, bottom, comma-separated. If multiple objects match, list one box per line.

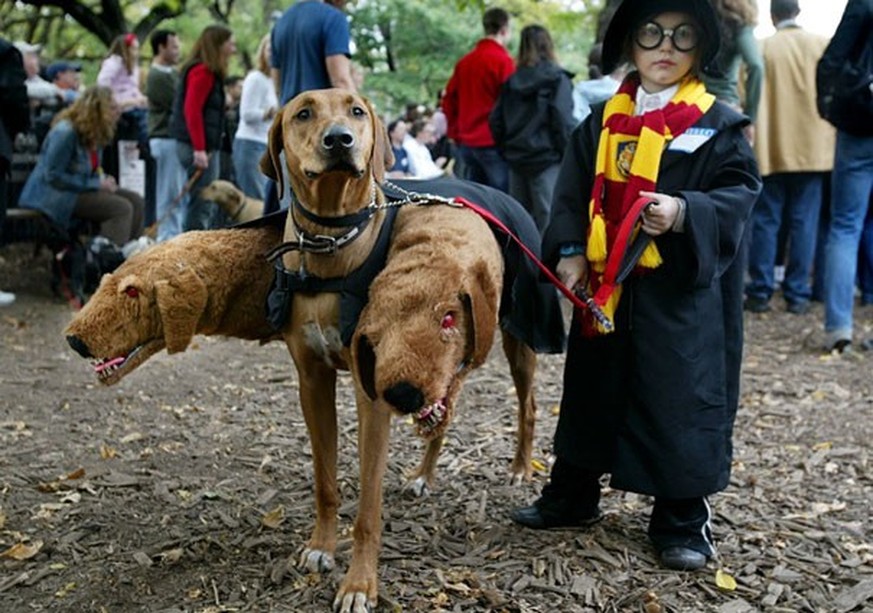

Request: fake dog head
left=259, top=88, right=392, bottom=212
left=351, top=210, right=502, bottom=440
left=64, top=228, right=280, bottom=385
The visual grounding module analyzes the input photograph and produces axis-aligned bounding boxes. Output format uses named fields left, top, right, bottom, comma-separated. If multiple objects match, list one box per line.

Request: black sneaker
left=743, top=296, right=771, bottom=313
left=510, top=496, right=602, bottom=530
left=786, top=300, right=810, bottom=315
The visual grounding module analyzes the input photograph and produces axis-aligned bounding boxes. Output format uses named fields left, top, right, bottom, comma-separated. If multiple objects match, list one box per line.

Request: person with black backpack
left=817, top=0, right=873, bottom=353
left=489, top=24, right=575, bottom=233
left=0, top=37, right=31, bottom=306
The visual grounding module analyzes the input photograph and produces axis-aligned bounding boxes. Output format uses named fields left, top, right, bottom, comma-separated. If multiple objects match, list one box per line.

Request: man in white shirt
left=14, top=41, right=61, bottom=109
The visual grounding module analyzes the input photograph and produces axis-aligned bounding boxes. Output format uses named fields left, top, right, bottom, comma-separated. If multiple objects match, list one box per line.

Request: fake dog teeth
left=416, top=400, right=447, bottom=433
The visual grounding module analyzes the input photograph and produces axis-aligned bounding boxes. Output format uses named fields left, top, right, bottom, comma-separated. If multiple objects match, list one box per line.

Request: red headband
left=124, top=33, right=136, bottom=47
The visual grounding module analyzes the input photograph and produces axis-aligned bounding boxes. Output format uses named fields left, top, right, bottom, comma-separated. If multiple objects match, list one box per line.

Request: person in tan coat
left=744, top=0, right=835, bottom=314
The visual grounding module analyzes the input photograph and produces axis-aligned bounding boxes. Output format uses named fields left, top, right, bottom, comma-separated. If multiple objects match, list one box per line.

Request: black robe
left=543, top=101, right=762, bottom=498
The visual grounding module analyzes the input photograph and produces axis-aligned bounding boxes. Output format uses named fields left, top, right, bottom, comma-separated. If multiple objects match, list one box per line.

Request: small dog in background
left=200, top=180, right=264, bottom=224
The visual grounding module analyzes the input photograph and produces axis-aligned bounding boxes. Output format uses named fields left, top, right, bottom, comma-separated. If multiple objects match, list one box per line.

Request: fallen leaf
left=262, top=505, right=285, bottom=529
left=100, top=444, right=117, bottom=459
left=716, top=569, right=738, bottom=591
left=1, top=540, right=44, bottom=560
left=65, top=468, right=86, bottom=480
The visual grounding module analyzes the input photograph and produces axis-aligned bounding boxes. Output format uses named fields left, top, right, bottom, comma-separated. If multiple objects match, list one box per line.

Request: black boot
left=511, top=458, right=603, bottom=529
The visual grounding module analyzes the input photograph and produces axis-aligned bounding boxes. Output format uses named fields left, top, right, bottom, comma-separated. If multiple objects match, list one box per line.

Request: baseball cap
left=46, top=61, right=83, bottom=81
left=13, top=41, right=42, bottom=55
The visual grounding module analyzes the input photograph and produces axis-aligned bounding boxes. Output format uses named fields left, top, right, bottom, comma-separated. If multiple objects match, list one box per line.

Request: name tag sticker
left=669, top=128, right=717, bottom=153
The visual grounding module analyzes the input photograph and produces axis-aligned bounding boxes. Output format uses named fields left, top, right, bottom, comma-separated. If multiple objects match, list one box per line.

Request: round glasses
left=635, top=22, right=699, bottom=52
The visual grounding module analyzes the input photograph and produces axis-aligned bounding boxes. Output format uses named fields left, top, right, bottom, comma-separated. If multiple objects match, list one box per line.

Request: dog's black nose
left=66, top=335, right=92, bottom=359
left=383, top=381, right=425, bottom=414
left=322, top=125, right=355, bottom=151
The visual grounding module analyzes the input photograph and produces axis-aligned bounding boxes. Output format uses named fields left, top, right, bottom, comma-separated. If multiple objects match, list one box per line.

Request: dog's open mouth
left=415, top=397, right=449, bottom=437
left=89, top=339, right=164, bottom=385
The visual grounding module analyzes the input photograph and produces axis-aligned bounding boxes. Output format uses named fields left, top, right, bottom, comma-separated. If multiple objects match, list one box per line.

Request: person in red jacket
left=169, top=24, right=236, bottom=231
left=442, top=7, right=514, bottom=193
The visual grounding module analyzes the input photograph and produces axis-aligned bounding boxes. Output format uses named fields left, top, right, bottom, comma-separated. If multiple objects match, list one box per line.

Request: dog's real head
left=64, top=249, right=208, bottom=386
left=351, top=259, right=499, bottom=440
left=259, top=88, right=393, bottom=210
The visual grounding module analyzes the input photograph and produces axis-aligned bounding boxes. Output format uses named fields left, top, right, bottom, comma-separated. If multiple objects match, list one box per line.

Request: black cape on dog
left=241, top=176, right=566, bottom=355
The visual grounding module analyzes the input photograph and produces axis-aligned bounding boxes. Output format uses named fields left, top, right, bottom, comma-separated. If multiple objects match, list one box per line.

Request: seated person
left=386, top=118, right=411, bottom=178
left=403, top=119, right=444, bottom=179
left=17, top=86, right=145, bottom=249
left=46, top=61, right=82, bottom=105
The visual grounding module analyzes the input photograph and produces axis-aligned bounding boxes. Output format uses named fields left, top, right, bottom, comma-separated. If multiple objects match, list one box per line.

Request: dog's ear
left=155, top=267, right=208, bottom=354
left=461, top=261, right=499, bottom=367
left=261, top=109, right=285, bottom=198
left=352, top=332, right=378, bottom=401
left=366, top=100, right=392, bottom=183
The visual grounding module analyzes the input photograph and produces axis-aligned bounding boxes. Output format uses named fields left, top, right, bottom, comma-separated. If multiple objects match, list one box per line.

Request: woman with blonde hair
left=170, top=24, right=236, bottom=230
left=97, top=33, right=149, bottom=146
left=18, top=85, right=145, bottom=247
left=233, top=34, right=278, bottom=200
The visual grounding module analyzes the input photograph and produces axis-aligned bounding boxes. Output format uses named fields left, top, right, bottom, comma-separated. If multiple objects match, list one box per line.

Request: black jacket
left=544, top=99, right=762, bottom=498
left=0, top=38, right=30, bottom=170
left=489, top=61, right=575, bottom=174
left=169, top=62, right=225, bottom=151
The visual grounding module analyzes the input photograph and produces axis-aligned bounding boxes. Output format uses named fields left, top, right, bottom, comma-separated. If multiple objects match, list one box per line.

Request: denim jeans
left=823, top=131, right=873, bottom=344
left=859, top=209, right=873, bottom=305
left=149, top=138, right=187, bottom=242
left=746, top=172, right=824, bottom=305
left=232, top=137, right=268, bottom=200
left=456, top=145, right=509, bottom=193
left=508, top=164, right=560, bottom=234
left=176, top=141, right=222, bottom=231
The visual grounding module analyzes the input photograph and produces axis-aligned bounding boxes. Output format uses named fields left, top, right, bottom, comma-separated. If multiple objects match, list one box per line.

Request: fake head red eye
left=441, top=313, right=456, bottom=329
left=124, top=287, right=139, bottom=298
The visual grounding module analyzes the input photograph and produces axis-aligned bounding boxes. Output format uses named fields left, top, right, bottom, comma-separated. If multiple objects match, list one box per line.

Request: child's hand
left=556, top=255, right=589, bottom=294
left=639, top=191, right=680, bottom=236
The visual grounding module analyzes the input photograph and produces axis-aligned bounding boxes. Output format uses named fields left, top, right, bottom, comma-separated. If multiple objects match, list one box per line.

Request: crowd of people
left=0, top=0, right=871, bottom=577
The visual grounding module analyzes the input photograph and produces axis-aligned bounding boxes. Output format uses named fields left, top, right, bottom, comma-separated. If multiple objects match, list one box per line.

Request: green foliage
left=1, top=0, right=605, bottom=115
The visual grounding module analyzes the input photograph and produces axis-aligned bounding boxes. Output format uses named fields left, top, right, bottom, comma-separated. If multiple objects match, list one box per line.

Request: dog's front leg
left=334, top=391, right=391, bottom=613
left=501, top=331, right=538, bottom=484
left=405, top=435, right=445, bottom=497
left=294, top=353, right=340, bottom=573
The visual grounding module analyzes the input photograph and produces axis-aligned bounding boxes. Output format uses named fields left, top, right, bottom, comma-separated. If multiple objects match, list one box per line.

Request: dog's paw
left=404, top=476, right=430, bottom=498
left=509, top=469, right=529, bottom=486
left=333, top=590, right=375, bottom=613
left=299, top=547, right=335, bottom=573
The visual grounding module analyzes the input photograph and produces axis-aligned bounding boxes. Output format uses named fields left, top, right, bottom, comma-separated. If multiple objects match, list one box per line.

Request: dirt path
left=1, top=244, right=871, bottom=612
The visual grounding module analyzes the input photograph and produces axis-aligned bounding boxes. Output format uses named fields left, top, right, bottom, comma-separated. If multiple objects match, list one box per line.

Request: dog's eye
left=351, top=105, right=366, bottom=117
left=440, top=312, right=456, bottom=329
left=295, top=108, right=311, bottom=120
left=124, top=287, right=139, bottom=298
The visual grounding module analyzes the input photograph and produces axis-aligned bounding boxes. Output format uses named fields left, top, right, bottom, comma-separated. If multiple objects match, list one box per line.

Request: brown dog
left=64, top=227, right=282, bottom=384
left=200, top=179, right=264, bottom=224
left=260, top=89, right=539, bottom=613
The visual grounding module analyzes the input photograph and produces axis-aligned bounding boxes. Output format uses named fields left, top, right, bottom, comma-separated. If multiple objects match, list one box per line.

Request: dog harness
left=265, top=205, right=399, bottom=346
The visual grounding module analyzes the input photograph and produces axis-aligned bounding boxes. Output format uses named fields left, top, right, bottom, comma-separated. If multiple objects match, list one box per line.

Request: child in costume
left=512, top=0, right=762, bottom=571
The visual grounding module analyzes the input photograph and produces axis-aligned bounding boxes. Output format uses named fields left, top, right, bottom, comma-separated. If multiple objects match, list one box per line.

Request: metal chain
left=374, top=179, right=462, bottom=210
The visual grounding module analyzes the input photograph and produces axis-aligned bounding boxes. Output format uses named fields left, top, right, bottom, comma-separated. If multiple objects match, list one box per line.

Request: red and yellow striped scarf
left=582, top=74, right=715, bottom=335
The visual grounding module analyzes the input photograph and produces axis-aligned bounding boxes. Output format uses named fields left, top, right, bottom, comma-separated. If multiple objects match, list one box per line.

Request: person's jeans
left=456, top=145, right=509, bottom=193
left=824, top=131, right=873, bottom=344
left=859, top=207, right=873, bottom=305
left=176, top=141, right=222, bottom=231
left=149, top=138, right=187, bottom=242
left=232, top=137, right=268, bottom=200
left=746, top=172, right=824, bottom=305
left=508, top=164, right=560, bottom=234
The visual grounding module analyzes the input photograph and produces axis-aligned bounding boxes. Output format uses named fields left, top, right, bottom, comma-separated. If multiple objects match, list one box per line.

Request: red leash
left=454, top=197, right=613, bottom=330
